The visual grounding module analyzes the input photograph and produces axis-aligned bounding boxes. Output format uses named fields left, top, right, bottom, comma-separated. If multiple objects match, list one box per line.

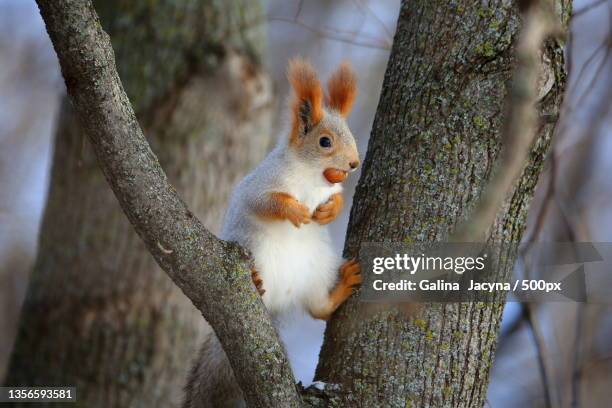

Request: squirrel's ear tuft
left=287, top=58, right=324, bottom=144
left=326, top=61, right=357, bottom=117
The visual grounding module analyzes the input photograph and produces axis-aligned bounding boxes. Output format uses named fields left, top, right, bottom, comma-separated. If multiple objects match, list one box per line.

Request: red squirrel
left=184, top=58, right=361, bottom=407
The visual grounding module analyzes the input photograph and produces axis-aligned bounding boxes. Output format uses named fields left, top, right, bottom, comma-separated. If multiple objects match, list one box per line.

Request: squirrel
left=183, top=58, right=362, bottom=408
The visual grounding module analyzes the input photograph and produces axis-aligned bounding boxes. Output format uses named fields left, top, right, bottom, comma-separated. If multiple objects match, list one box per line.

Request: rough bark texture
left=5, top=1, right=302, bottom=407
left=316, top=1, right=570, bottom=407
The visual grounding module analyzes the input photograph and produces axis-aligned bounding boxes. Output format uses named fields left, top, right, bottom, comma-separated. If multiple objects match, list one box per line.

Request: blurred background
left=0, top=0, right=610, bottom=407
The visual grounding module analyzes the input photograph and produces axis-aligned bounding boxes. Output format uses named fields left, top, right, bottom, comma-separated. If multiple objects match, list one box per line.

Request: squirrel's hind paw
left=309, top=259, right=362, bottom=321
left=251, top=268, right=266, bottom=296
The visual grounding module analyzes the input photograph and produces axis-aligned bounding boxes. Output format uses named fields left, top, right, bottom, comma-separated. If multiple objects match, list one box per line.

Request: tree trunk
left=316, top=1, right=569, bottom=406
left=5, top=1, right=273, bottom=407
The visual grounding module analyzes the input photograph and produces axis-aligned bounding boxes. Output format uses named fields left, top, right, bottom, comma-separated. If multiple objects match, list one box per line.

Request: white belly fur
left=252, top=222, right=341, bottom=313
left=253, top=183, right=343, bottom=314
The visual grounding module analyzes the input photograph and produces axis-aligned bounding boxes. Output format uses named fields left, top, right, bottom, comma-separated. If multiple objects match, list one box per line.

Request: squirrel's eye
left=319, top=136, right=332, bottom=148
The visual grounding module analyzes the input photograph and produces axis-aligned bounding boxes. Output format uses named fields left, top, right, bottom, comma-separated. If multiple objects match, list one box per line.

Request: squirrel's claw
left=308, top=259, right=361, bottom=321
left=251, top=268, right=266, bottom=296
left=340, top=259, right=362, bottom=289
left=313, top=193, right=343, bottom=225
left=287, top=202, right=311, bottom=228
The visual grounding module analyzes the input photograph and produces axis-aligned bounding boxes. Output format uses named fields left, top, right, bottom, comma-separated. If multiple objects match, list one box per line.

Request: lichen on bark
left=5, top=1, right=292, bottom=407
left=315, top=1, right=569, bottom=406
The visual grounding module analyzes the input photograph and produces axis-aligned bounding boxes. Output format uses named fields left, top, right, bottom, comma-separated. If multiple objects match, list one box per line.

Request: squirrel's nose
left=349, top=160, right=360, bottom=170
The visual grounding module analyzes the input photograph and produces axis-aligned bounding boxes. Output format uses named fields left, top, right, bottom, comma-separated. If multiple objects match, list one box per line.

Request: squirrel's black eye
left=319, top=136, right=332, bottom=148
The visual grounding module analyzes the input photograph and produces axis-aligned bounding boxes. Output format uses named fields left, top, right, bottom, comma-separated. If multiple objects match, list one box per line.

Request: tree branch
left=315, top=0, right=569, bottom=404
left=35, top=1, right=300, bottom=406
left=453, top=0, right=561, bottom=242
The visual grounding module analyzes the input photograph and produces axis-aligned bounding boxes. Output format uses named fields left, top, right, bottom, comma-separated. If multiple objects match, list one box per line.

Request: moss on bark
left=315, top=1, right=569, bottom=406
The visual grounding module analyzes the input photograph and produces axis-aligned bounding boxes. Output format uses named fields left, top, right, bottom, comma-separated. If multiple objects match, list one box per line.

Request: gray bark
left=4, top=0, right=571, bottom=406
left=315, top=1, right=570, bottom=406
left=5, top=1, right=300, bottom=407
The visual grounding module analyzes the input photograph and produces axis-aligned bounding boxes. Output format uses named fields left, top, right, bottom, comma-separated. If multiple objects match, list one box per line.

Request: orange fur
left=251, top=267, right=265, bottom=296
left=309, top=259, right=361, bottom=320
left=287, top=58, right=324, bottom=145
left=253, top=192, right=311, bottom=227
left=312, top=192, right=343, bottom=225
left=326, top=61, right=357, bottom=117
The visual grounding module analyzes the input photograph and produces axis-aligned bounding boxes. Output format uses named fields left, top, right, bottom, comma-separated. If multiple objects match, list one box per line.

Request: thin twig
left=294, top=0, right=304, bottom=20
left=268, top=16, right=391, bottom=50
left=34, top=1, right=301, bottom=406
left=352, top=0, right=395, bottom=41
left=453, top=0, right=558, bottom=242
left=572, top=0, right=608, bottom=18
left=524, top=304, right=554, bottom=408
left=571, top=303, right=585, bottom=408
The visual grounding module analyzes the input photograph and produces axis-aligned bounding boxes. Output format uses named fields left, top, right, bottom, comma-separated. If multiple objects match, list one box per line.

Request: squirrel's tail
left=183, top=332, right=245, bottom=408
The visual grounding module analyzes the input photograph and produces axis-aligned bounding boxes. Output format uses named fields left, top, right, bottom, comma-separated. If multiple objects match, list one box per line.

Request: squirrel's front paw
left=313, top=193, right=343, bottom=225
left=286, top=201, right=311, bottom=228
left=339, top=259, right=362, bottom=292
left=251, top=267, right=265, bottom=296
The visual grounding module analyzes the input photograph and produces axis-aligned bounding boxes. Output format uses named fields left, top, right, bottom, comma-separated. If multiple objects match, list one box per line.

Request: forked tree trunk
left=316, top=1, right=569, bottom=406
left=5, top=1, right=272, bottom=407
